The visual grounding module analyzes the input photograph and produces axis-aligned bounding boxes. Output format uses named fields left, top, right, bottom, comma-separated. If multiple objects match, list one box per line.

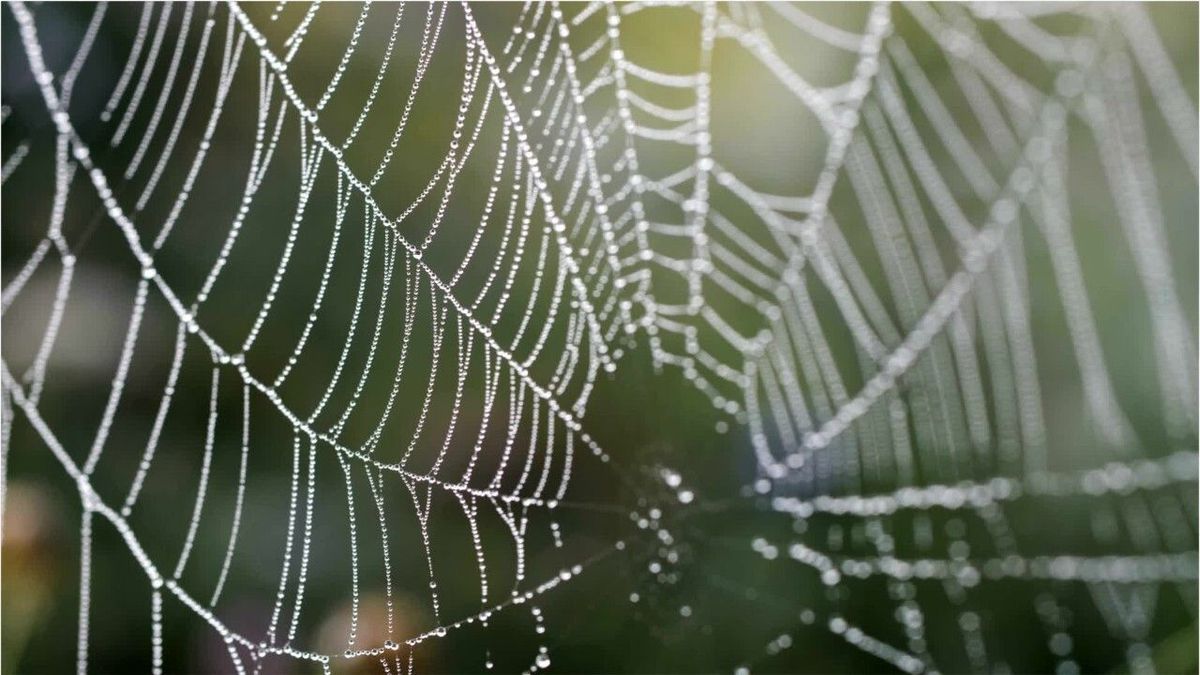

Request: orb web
left=1, top=2, right=1196, bottom=674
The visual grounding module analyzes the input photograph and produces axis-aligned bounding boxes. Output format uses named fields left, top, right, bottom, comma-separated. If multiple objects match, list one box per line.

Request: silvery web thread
left=0, top=0, right=1195, bottom=667
left=562, top=1, right=1192, bottom=480
left=256, top=0, right=657, bottom=658
left=700, top=5, right=1190, bottom=672
left=0, top=2, right=670, bottom=673
left=705, top=6, right=1185, bottom=672
left=826, top=10, right=1191, bottom=673
left=345, top=1, right=1190, bottom=667
left=7, top=1, right=619, bottom=667
left=492, top=3, right=720, bottom=631
left=559, top=3, right=935, bottom=668
left=553, top=1, right=1196, bottom=673
left=549, top=3, right=1190, bottom=667
left=0, top=7, right=638, bottom=669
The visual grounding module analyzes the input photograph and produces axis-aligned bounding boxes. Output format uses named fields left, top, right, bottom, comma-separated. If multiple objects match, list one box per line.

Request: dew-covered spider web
left=1, top=1, right=1197, bottom=673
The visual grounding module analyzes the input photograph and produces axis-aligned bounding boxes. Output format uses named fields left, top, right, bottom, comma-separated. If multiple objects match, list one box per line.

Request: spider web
left=1, top=1, right=1197, bottom=674
left=575, top=2, right=1197, bottom=672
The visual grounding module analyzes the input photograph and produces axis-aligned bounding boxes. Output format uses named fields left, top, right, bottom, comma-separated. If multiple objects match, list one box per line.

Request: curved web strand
left=555, top=2, right=1197, bottom=673
left=2, top=2, right=640, bottom=671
